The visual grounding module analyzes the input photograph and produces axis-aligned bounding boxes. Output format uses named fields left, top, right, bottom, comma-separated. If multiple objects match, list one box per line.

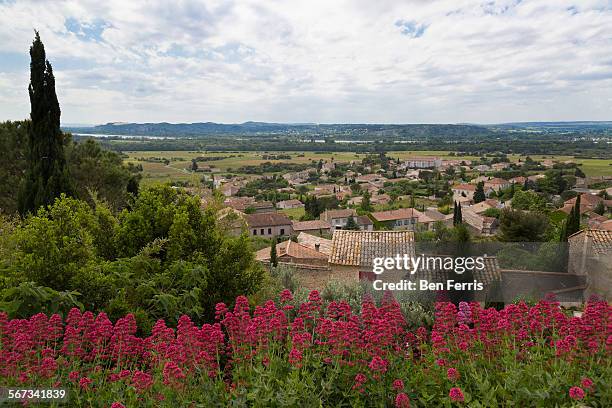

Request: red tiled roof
left=256, top=240, right=328, bottom=261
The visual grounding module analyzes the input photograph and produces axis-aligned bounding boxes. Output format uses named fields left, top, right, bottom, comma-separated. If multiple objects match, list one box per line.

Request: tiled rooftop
left=329, top=230, right=415, bottom=266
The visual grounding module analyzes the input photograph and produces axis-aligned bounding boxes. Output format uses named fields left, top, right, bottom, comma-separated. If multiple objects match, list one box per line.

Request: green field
left=124, top=150, right=612, bottom=186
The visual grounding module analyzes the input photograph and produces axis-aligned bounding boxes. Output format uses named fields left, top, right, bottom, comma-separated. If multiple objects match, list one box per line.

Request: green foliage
left=18, top=33, right=72, bottom=216
left=360, top=190, right=373, bottom=212
left=344, top=215, right=360, bottom=230
left=66, top=139, right=141, bottom=210
left=473, top=181, right=486, bottom=203
left=511, top=190, right=548, bottom=211
left=1, top=186, right=264, bottom=326
left=0, top=121, right=28, bottom=214
left=270, top=238, right=278, bottom=267
left=499, top=208, right=550, bottom=242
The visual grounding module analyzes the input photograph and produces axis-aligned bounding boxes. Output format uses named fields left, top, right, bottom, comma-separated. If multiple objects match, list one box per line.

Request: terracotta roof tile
left=297, top=232, right=333, bottom=255
left=329, top=230, right=415, bottom=266
left=292, top=220, right=331, bottom=231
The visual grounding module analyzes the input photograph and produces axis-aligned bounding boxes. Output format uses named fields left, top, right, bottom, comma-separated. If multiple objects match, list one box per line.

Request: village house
left=401, top=157, right=442, bottom=169
left=370, top=193, right=391, bottom=206
left=474, top=164, right=491, bottom=172
left=220, top=183, right=242, bottom=197
left=370, top=208, right=434, bottom=231
left=245, top=212, right=293, bottom=238
left=291, top=220, right=332, bottom=236
left=484, top=178, right=511, bottom=192
left=225, top=196, right=255, bottom=210
left=491, top=162, right=509, bottom=171
left=328, top=230, right=416, bottom=281
left=462, top=210, right=499, bottom=236
left=560, top=193, right=612, bottom=216
left=320, top=209, right=373, bottom=231
left=355, top=173, right=387, bottom=184
left=452, top=183, right=477, bottom=200
left=469, top=199, right=502, bottom=214
left=509, top=176, right=527, bottom=185
left=276, top=199, right=304, bottom=209
left=358, top=183, right=380, bottom=194
left=568, top=229, right=612, bottom=300
left=255, top=239, right=329, bottom=267
left=470, top=175, right=489, bottom=185
left=354, top=215, right=374, bottom=231
left=320, top=209, right=357, bottom=230
left=296, top=232, right=333, bottom=255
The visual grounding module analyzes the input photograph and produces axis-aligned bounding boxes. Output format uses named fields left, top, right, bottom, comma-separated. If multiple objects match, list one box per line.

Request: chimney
left=315, top=243, right=320, bottom=252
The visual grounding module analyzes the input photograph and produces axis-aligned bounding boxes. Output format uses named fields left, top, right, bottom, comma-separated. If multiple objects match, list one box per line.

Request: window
left=253, top=229, right=257, bottom=236
left=260, top=229, right=265, bottom=235
left=280, top=228, right=285, bottom=235
left=268, top=228, right=272, bottom=234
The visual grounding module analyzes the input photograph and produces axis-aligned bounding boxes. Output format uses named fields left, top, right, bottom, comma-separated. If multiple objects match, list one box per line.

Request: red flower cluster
left=0, top=292, right=608, bottom=405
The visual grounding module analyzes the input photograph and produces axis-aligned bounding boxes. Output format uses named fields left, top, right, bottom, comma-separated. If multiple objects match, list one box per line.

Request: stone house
left=370, top=208, right=434, bottom=231
left=246, top=212, right=293, bottom=238
left=276, top=199, right=304, bottom=209
left=568, top=229, right=612, bottom=300
left=292, top=220, right=332, bottom=236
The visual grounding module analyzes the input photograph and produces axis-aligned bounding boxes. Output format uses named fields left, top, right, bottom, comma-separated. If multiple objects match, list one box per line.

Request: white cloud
left=0, top=0, right=610, bottom=124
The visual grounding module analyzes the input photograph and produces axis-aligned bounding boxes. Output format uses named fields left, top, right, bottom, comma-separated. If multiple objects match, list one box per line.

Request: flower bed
left=0, top=291, right=610, bottom=407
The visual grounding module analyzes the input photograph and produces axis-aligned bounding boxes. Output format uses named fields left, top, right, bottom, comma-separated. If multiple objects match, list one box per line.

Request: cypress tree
left=474, top=181, right=486, bottom=203
left=270, top=237, right=278, bottom=267
left=457, top=202, right=463, bottom=225
left=18, top=32, right=72, bottom=216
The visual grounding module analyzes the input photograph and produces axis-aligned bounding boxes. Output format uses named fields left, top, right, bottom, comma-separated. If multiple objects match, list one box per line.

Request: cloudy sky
left=0, top=0, right=610, bottom=125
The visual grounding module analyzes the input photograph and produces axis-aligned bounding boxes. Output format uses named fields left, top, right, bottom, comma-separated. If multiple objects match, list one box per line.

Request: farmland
left=123, top=150, right=612, bottom=186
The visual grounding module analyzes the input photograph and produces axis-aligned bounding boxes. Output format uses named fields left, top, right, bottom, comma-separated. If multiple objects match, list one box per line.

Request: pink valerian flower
left=395, top=392, right=410, bottom=408
left=447, top=368, right=460, bottom=382
left=111, top=403, right=126, bottom=408
left=288, top=348, right=303, bottom=367
left=162, top=361, right=185, bottom=387
left=581, top=378, right=594, bottom=391
left=393, top=379, right=405, bottom=391
left=68, top=371, right=80, bottom=382
left=38, top=357, right=58, bottom=378
left=79, top=377, right=92, bottom=390
left=368, top=356, right=388, bottom=373
left=279, top=289, right=293, bottom=303
left=352, top=373, right=367, bottom=391
left=449, top=387, right=464, bottom=402
left=132, top=370, right=154, bottom=392
left=569, top=386, right=585, bottom=400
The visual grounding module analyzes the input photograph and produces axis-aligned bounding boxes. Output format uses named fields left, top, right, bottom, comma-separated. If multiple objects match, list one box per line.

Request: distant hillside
left=64, top=121, right=494, bottom=139
left=490, top=121, right=612, bottom=134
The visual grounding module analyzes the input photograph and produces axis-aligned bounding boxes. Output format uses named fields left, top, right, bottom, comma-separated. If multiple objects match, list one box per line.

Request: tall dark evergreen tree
left=473, top=181, right=486, bottom=203
left=18, top=32, right=72, bottom=216
left=270, top=237, right=278, bottom=267
left=453, top=201, right=463, bottom=226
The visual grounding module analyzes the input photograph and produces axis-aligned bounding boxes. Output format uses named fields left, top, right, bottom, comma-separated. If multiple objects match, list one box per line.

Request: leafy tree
left=593, top=201, right=605, bottom=216
left=574, top=167, right=585, bottom=178
left=270, top=237, right=278, bottom=267
left=499, top=208, right=549, bottom=242
left=361, top=190, right=373, bottom=212
left=345, top=215, right=359, bottom=230
left=18, top=32, right=72, bottom=216
left=0, top=121, right=28, bottom=214
left=473, top=181, right=486, bottom=203
left=510, top=190, right=548, bottom=212
left=66, top=139, right=141, bottom=210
